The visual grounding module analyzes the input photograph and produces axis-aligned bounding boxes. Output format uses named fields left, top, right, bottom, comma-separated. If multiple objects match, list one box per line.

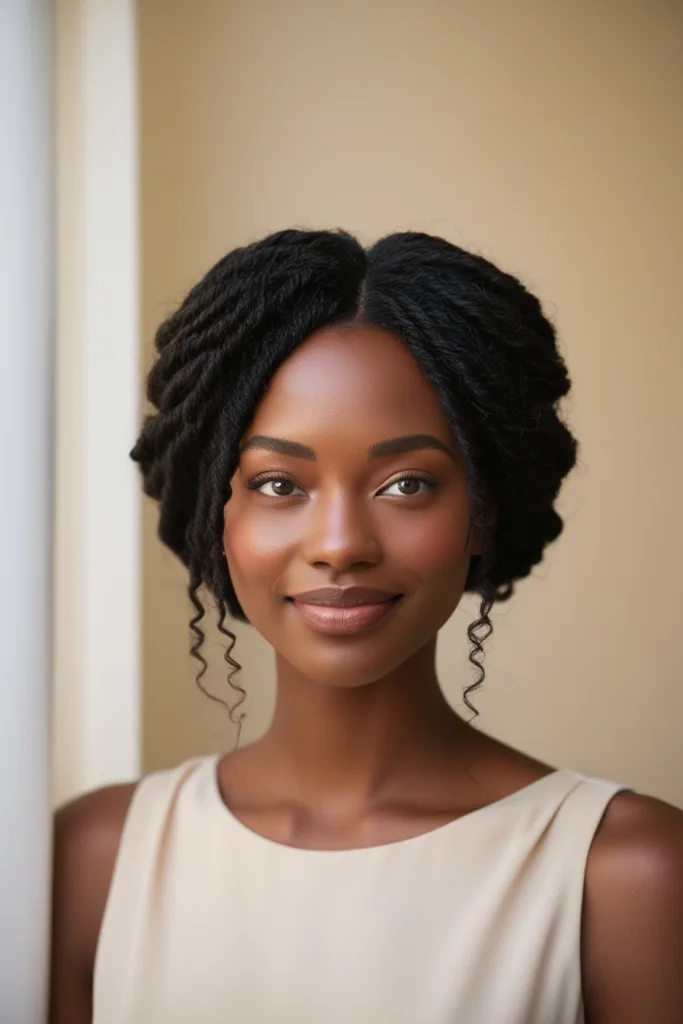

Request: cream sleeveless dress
left=93, top=755, right=627, bottom=1024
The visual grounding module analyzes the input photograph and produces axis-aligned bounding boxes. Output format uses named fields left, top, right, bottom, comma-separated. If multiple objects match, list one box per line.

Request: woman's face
left=223, top=324, right=477, bottom=687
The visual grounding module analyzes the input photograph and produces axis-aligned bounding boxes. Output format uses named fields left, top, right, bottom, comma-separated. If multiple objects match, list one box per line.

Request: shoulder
left=53, top=782, right=139, bottom=922
left=581, top=788, right=683, bottom=1023
left=55, top=780, right=138, bottom=854
left=49, top=782, right=137, bottom=1022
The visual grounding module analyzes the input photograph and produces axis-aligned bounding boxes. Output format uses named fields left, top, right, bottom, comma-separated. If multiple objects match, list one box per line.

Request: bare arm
left=48, top=783, right=136, bottom=1024
left=582, top=790, right=683, bottom=1023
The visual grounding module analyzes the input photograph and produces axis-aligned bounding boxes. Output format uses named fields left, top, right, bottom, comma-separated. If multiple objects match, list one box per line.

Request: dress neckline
left=206, top=754, right=572, bottom=859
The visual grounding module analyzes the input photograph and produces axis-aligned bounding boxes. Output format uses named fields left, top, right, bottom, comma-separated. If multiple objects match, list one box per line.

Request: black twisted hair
left=131, top=228, right=577, bottom=735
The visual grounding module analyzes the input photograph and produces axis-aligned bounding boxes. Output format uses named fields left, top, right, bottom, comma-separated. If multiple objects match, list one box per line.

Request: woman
left=50, top=229, right=683, bottom=1023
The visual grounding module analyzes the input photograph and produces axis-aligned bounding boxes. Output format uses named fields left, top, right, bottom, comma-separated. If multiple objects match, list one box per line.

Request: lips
left=287, top=587, right=403, bottom=635
left=290, top=586, right=400, bottom=607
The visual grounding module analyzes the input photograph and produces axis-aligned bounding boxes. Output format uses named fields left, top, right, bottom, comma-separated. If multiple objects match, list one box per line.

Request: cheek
left=391, top=509, right=471, bottom=579
left=223, top=504, right=293, bottom=594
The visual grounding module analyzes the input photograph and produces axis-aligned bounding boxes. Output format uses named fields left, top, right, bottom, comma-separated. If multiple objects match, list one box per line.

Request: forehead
left=246, top=324, right=453, bottom=442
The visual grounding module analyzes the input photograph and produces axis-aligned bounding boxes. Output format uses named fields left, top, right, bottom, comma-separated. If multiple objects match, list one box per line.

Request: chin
left=280, top=642, right=421, bottom=689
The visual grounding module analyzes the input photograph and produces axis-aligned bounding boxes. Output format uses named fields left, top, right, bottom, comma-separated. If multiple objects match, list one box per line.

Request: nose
left=301, top=487, right=382, bottom=573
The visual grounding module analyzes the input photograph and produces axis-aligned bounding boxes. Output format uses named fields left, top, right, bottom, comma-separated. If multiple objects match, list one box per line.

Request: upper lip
left=289, top=587, right=401, bottom=607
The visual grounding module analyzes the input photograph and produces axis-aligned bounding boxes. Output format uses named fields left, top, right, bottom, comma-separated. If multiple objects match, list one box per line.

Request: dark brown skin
left=50, top=325, right=683, bottom=1022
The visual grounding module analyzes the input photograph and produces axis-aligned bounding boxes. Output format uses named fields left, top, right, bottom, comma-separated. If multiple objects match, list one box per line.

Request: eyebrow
left=239, top=433, right=457, bottom=462
left=368, top=434, right=457, bottom=461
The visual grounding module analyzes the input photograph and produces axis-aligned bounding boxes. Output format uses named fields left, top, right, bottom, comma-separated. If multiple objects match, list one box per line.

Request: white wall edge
left=0, top=1, right=54, bottom=1016
left=54, top=0, right=141, bottom=806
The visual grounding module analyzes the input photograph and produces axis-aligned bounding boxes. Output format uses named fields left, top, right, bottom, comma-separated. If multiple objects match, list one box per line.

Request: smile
left=288, top=595, right=403, bottom=635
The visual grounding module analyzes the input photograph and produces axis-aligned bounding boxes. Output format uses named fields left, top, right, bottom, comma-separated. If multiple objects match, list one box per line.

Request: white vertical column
left=0, top=1, right=54, bottom=1019
left=54, top=0, right=141, bottom=807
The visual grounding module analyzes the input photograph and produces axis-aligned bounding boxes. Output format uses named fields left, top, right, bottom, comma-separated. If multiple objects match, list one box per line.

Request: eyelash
left=246, top=471, right=438, bottom=498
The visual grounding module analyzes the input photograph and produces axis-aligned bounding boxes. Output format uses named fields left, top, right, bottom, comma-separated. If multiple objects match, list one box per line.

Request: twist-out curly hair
left=132, top=228, right=577, bottom=732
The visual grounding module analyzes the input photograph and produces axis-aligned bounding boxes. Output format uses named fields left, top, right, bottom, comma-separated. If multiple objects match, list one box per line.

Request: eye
left=248, top=475, right=305, bottom=498
left=378, top=475, right=437, bottom=497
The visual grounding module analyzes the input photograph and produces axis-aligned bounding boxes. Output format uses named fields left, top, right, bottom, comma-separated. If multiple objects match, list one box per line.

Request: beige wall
left=138, top=0, right=683, bottom=806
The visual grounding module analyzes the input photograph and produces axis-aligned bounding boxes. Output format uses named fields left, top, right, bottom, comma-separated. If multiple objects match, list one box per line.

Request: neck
left=258, top=639, right=473, bottom=813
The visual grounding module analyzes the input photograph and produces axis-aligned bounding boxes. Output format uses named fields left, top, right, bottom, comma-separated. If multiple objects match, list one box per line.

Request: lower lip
left=289, top=597, right=402, bottom=635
